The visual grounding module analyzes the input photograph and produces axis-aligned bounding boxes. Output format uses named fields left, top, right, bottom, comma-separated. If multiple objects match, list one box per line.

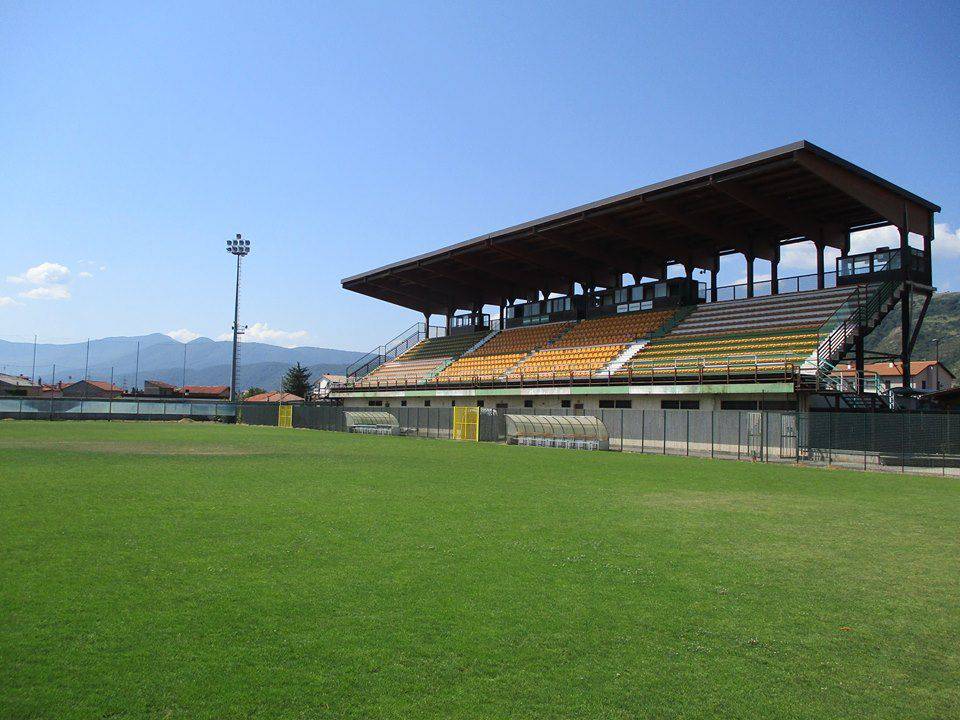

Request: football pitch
left=1, top=421, right=958, bottom=719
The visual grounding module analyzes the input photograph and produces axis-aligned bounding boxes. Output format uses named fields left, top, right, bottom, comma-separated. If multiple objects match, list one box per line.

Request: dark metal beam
left=646, top=199, right=769, bottom=262
left=710, top=178, right=846, bottom=250
left=794, top=150, right=932, bottom=236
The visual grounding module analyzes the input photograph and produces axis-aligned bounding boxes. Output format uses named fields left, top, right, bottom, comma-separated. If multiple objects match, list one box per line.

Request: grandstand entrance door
left=746, top=411, right=763, bottom=460
left=779, top=413, right=798, bottom=460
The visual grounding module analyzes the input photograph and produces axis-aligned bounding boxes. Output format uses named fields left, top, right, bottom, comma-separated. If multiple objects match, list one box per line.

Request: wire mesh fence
left=0, top=397, right=236, bottom=420
left=233, top=403, right=960, bottom=475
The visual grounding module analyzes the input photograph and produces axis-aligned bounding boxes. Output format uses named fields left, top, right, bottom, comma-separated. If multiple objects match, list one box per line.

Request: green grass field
left=1, top=421, right=958, bottom=719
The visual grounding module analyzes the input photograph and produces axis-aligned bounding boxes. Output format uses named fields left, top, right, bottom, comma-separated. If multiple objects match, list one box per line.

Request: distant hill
left=866, top=290, right=960, bottom=377
left=0, top=333, right=365, bottom=392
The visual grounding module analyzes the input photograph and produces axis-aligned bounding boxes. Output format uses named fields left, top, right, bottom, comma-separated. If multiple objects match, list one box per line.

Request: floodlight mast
left=226, top=233, right=251, bottom=402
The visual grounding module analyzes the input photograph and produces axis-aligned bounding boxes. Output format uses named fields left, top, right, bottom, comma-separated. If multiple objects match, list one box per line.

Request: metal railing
left=346, top=356, right=801, bottom=391
left=346, top=322, right=447, bottom=379
left=710, top=271, right=838, bottom=303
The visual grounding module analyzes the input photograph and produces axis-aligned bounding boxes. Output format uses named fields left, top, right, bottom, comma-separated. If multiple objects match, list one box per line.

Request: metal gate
left=746, top=411, right=763, bottom=459
left=278, top=405, right=293, bottom=428
left=779, top=413, right=798, bottom=459
left=452, top=407, right=479, bottom=441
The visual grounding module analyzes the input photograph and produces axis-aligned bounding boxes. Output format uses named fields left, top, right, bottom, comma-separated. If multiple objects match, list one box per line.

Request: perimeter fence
left=238, top=404, right=960, bottom=476
left=0, top=397, right=236, bottom=421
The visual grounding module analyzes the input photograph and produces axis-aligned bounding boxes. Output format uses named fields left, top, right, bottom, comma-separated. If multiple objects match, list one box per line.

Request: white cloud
left=0, top=296, right=23, bottom=307
left=78, top=271, right=93, bottom=278
left=217, top=322, right=310, bottom=347
left=733, top=272, right=772, bottom=286
left=99, top=266, right=107, bottom=272
left=7, top=262, right=71, bottom=286
left=166, top=329, right=201, bottom=343
left=19, top=285, right=70, bottom=300
left=933, top=222, right=960, bottom=257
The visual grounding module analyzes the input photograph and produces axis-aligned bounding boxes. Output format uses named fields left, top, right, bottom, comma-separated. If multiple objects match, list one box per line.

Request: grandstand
left=338, top=141, right=939, bottom=413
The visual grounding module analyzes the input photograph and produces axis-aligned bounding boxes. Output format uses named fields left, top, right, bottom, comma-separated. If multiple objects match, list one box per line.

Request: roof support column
left=900, top=224, right=911, bottom=388
left=423, top=312, right=430, bottom=338
left=855, top=334, right=865, bottom=394
left=745, top=251, right=755, bottom=298
left=815, top=238, right=825, bottom=289
left=841, top=231, right=851, bottom=258
left=771, top=245, right=780, bottom=295
left=710, top=264, right=718, bottom=302
left=924, top=215, right=933, bottom=275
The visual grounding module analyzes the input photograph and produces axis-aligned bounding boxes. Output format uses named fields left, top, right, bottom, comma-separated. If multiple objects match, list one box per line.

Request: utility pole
left=182, top=343, right=187, bottom=389
left=226, top=234, right=251, bottom=402
left=84, top=339, right=90, bottom=381
left=30, top=335, right=37, bottom=383
left=134, top=341, right=140, bottom=394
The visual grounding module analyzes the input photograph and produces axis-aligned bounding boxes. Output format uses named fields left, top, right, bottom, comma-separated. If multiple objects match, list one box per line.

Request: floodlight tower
left=226, top=233, right=251, bottom=402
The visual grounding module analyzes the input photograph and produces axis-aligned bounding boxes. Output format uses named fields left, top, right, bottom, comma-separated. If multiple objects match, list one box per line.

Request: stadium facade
left=334, top=142, right=939, bottom=414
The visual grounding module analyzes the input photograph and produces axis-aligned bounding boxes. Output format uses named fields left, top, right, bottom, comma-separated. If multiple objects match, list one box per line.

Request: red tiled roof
left=245, top=391, right=304, bottom=403
left=145, top=379, right=175, bottom=389
left=836, top=361, right=953, bottom=379
left=180, top=385, right=229, bottom=394
left=81, top=380, right=123, bottom=392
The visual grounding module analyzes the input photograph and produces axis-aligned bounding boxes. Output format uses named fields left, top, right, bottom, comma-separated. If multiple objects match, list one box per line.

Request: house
left=179, top=385, right=230, bottom=399
left=311, top=374, right=346, bottom=400
left=836, top=361, right=956, bottom=393
left=143, top=379, right=177, bottom=397
left=61, top=380, right=124, bottom=398
left=0, top=373, right=42, bottom=397
left=244, top=391, right=304, bottom=403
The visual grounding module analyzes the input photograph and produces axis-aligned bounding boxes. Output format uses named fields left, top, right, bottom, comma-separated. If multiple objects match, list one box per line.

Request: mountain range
left=0, top=334, right=366, bottom=392
left=867, top=290, right=960, bottom=378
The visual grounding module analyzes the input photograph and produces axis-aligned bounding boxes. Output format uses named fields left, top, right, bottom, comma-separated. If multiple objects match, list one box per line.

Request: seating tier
left=358, top=357, right=447, bottom=386
left=435, top=353, right=525, bottom=382
left=399, top=332, right=488, bottom=361
left=551, top=310, right=674, bottom=348
left=470, top=322, right=572, bottom=356
left=512, top=344, right=627, bottom=378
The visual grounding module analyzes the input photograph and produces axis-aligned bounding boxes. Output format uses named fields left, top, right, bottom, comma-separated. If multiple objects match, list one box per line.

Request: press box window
left=600, top=400, right=632, bottom=409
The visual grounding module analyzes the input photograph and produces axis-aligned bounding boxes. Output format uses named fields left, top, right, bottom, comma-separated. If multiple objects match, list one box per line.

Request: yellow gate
left=277, top=405, right=293, bottom=428
left=453, top=407, right=479, bottom=441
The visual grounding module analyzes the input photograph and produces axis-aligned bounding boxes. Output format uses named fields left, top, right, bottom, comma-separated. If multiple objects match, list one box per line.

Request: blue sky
left=2, top=1, right=958, bottom=351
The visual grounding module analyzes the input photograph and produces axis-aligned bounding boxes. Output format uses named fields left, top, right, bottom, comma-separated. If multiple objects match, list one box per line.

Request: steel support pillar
left=855, top=335, right=864, bottom=394
left=423, top=312, right=430, bottom=338
left=745, top=252, right=755, bottom=298
left=710, top=266, right=718, bottom=302
left=900, top=226, right=911, bottom=388
left=816, top=240, right=825, bottom=289
left=771, top=244, right=780, bottom=295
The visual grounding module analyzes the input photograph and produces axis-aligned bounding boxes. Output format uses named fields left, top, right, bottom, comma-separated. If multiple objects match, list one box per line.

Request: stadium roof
left=342, top=141, right=940, bottom=314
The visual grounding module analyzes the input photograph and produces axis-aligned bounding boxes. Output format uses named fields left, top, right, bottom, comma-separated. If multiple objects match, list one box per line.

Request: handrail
left=344, top=355, right=801, bottom=391
left=347, top=322, right=427, bottom=378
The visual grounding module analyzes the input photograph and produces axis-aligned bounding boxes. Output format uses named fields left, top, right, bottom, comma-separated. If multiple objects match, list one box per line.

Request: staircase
left=602, top=340, right=649, bottom=375
left=805, top=281, right=903, bottom=383
left=347, top=323, right=428, bottom=379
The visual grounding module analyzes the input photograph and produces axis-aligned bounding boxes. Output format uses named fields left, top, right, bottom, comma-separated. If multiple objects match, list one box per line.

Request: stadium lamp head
left=227, top=233, right=251, bottom=256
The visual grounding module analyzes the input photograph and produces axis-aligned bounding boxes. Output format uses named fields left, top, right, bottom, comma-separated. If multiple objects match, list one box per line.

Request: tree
left=281, top=363, right=312, bottom=398
left=241, top=386, right=266, bottom=399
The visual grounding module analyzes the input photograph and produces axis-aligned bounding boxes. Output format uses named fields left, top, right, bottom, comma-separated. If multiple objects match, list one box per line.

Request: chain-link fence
left=241, top=403, right=959, bottom=476
left=0, top=397, right=236, bottom=420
